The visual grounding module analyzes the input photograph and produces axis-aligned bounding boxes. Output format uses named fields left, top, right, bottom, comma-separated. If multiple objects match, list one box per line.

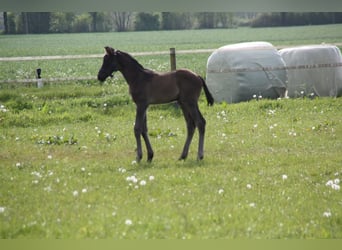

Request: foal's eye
left=103, top=55, right=111, bottom=62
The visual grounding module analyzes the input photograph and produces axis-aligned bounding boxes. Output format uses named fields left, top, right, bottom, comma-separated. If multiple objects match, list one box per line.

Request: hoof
left=147, top=152, right=154, bottom=163
left=136, top=156, right=142, bottom=163
left=178, top=156, right=187, bottom=161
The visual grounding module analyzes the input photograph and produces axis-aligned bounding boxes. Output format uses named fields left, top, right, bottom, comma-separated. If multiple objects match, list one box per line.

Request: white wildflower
left=218, top=189, right=224, bottom=194
left=126, top=175, right=138, bottom=183
left=0, top=207, right=5, bottom=213
left=326, top=179, right=340, bottom=190
left=125, top=219, right=133, bottom=225
left=326, top=180, right=334, bottom=187
left=149, top=175, right=155, bottom=181
left=44, top=186, right=52, bottom=192
left=118, top=167, right=126, bottom=173
left=323, top=211, right=332, bottom=218
left=139, top=180, right=146, bottom=186
left=246, top=184, right=252, bottom=189
left=31, top=171, right=42, bottom=178
left=288, top=130, right=297, bottom=137
left=268, top=110, right=276, bottom=115
left=249, top=203, right=256, bottom=208
left=282, top=174, right=288, bottom=180
left=0, top=104, right=8, bottom=112
left=73, top=190, right=79, bottom=197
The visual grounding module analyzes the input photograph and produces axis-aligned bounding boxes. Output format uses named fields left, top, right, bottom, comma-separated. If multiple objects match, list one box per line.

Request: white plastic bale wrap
left=279, top=45, right=342, bottom=97
left=206, top=42, right=287, bottom=103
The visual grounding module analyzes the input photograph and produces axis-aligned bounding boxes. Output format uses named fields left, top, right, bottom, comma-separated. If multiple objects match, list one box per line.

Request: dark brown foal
left=98, top=47, right=214, bottom=162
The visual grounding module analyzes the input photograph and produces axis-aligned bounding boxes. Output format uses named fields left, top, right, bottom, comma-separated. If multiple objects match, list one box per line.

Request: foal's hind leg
left=194, top=107, right=206, bottom=160
left=180, top=102, right=206, bottom=160
left=179, top=103, right=196, bottom=160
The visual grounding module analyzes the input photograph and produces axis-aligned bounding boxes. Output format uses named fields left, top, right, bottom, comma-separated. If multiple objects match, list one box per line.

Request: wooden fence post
left=170, top=48, right=176, bottom=71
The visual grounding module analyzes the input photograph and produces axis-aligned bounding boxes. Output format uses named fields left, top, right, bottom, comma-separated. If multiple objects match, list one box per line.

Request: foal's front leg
left=134, top=105, right=145, bottom=162
left=142, top=114, right=154, bottom=162
left=134, top=104, right=153, bottom=162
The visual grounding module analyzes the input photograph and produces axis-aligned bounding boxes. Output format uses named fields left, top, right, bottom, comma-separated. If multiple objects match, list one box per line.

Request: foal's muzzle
left=97, top=74, right=106, bottom=82
left=97, top=71, right=113, bottom=82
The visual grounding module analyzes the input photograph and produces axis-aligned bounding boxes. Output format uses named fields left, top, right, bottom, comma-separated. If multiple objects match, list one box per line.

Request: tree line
left=2, top=12, right=342, bottom=34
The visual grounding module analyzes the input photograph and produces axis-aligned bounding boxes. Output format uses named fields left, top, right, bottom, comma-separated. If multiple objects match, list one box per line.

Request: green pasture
left=1, top=24, right=342, bottom=57
left=1, top=24, right=342, bottom=82
left=0, top=25, right=342, bottom=238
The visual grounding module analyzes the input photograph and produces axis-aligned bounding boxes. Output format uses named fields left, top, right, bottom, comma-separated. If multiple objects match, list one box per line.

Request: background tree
left=109, top=12, right=132, bottom=32
left=3, top=12, right=8, bottom=34
left=251, top=12, right=342, bottom=27
left=196, top=12, right=215, bottom=29
left=72, top=13, right=91, bottom=33
left=2, top=12, right=342, bottom=34
left=161, top=12, right=192, bottom=30
left=49, top=12, right=75, bottom=33
left=89, top=12, right=97, bottom=32
left=134, top=12, right=160, bottom=31
left=5, top=12, right=16, bottom=34
left=16, top=12, right=50, bottom=34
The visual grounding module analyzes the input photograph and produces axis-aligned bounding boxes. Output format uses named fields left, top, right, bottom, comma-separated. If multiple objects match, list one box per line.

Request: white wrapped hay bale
left=279, top=45, right=342, bottom=98
left=206, top=42, right=287, bottom=103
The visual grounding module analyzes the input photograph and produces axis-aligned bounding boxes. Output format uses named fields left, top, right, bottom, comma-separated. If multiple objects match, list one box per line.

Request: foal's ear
left=104, top=46, right=115, bottom=55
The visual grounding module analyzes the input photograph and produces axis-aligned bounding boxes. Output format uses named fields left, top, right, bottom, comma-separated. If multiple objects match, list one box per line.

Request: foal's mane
left=117, top=50, right=157, bottom=76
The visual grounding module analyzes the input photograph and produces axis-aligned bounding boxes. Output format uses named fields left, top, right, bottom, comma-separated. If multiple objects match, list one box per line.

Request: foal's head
left=97, top=46, right=120, bottom=82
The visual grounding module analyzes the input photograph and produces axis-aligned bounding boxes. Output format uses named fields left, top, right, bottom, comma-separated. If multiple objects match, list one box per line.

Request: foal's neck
left=119, top=60, right=155, bottom=86
left=119, top=67, right=144, bottom=86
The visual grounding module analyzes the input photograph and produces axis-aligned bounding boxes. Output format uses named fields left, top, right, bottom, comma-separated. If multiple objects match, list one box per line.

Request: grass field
left=1, top=24, right=342, bottom=82
left=1, top=24, right=342, bottom=57
left=0, top=25, right=342, bottom=239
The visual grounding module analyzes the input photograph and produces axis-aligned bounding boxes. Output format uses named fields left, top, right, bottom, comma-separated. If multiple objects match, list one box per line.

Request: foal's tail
left=199, top=76, right=214, bottom=106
